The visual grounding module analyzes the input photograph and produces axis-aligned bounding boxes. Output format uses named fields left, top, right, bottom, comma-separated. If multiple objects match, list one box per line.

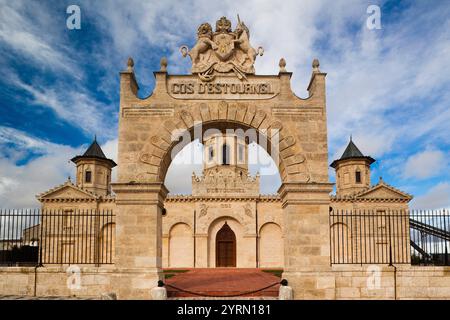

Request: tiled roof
left=71, top=138, right=117, bottom=167
left=330, top=137, right=375, bottom=168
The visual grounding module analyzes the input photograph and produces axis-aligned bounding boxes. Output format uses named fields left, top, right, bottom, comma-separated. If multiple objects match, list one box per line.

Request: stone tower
left=192, top=132, right=259, bottom=196
left=71, top=138, right=117, bottom=196
left=330, top=137, right=375, bottom=196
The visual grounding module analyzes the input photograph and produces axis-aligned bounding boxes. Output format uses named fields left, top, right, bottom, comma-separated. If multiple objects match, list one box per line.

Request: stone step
left=168, top=297, right=278, bottom=300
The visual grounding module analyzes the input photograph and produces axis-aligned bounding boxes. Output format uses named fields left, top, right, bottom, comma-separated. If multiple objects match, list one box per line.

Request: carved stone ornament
left=180, top=16, right=264, bottom=82
left=199, top=203, right=208, bottom=218
left=243, top=203, right=253, bottom=218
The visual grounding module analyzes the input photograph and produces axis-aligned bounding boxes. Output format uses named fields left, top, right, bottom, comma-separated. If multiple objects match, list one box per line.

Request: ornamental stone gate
left=1, top=16, right=450, bottom=301
left=112, top=16, right=333, bottom=299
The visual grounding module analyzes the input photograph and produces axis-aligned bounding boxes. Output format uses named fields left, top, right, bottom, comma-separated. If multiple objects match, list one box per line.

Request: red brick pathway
left=164, top=268, right=281, bottom=298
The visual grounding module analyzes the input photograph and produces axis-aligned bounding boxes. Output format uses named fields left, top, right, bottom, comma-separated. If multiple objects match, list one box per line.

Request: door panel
left=216, top=223, right=236, bottom=267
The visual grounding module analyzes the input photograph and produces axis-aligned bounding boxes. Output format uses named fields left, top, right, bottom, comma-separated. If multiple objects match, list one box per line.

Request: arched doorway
left=216, top=223, right=236, bottom=267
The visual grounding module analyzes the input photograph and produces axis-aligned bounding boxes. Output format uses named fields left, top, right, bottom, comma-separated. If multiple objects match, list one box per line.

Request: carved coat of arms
left=180, top=16, right=264, bottom=81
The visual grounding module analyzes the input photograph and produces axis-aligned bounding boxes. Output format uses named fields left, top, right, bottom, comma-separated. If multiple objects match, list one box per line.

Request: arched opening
left=215, top=223, right=236, bottom=267
left=160, top=121, right=286, bottom=185
left=355, top=169, right=361, bottom=184
left=259, top=222, right=283, bottom=268
left=330, top=222, right=352, bottom=263
left=85, top=170, right=92, bottom=183
left=169, top=223, right=194, bottom=267
left=164, top=132, right=282, bottom=195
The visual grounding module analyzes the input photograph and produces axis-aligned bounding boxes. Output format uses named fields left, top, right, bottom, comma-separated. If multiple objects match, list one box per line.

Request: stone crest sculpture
left=180, top=15, right=264, bottom=81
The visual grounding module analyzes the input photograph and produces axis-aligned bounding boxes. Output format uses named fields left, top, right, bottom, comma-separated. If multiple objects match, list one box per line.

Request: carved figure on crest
left=180, top=16, right=264, bottom=81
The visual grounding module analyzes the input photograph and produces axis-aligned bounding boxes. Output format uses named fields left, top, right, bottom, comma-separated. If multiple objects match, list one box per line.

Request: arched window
left=85, top=170, right=92, bottom=183
left=238, top=144, right=244, bottom=163
left=222, top=144, right=230, bottom=165
left=208, top=146, right=214, bottom=161
left=355, top=170, right=361, bottom=183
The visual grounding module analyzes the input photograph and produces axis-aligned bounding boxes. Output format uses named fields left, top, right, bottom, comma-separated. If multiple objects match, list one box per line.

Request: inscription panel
left=167, top=76, right=280, bottom=100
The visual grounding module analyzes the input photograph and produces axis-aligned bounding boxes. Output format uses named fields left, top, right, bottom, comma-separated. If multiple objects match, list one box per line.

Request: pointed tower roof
left=82, top=139, right=107, bottom=158
left=71, top=138, right=117, bottom=167
left=330, top=137, right=375, bottom=168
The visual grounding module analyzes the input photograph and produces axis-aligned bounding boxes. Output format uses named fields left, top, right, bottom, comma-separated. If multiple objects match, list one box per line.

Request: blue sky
left=0, top=0, right=449, bottom=209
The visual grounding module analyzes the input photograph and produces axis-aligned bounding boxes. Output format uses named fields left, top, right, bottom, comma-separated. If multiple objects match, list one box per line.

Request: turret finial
left=160, top=57, right=168, bottom=72
left=127, top=57, right=134, bottom=71
left=279, top=58, right=287, bottom=72
left=312, top=58, right=320, bottom=72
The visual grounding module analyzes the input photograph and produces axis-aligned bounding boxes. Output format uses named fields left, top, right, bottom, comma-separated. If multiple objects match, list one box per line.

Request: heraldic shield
left=213, top=33, right=235, bottom=62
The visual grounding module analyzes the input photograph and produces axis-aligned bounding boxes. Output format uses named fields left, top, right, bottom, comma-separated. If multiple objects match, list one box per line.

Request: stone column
left=278, top=182, right=336, bottom=299
left=194, top=234, right=208, bottom=267
left=112, top=183, right=168, bottom=299
left=162, top=234, right=169, bottom=268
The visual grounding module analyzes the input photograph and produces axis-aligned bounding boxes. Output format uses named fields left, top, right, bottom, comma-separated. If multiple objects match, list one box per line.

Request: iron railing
left=329, top=209, right=450, bottom=266
left=0, top=209, right=115, bottom=266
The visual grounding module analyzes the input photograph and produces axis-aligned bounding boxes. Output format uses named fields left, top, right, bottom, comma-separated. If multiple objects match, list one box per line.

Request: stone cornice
left=330, top=196, right=410, bottom=203
left=112, top=183, right=169, bottom=206
left=36, top=179, right=99, bottom=201
left=165, top=194, right=281, bottom=203
left=278, top=182, right=334, bottom=208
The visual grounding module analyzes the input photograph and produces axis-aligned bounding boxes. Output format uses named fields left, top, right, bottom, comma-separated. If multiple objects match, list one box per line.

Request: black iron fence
left=0, top=209, right=115, bottom=266
left=329, top=209, right=450, bottom=266
left=1, top=208, right=448, bottom=267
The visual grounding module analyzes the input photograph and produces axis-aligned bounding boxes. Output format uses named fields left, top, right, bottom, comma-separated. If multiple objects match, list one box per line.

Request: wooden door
left=216, top=223, right=236, bottom=267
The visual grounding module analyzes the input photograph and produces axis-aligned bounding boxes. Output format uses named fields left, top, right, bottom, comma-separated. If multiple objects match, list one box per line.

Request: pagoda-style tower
left=71, top=138, right=117, bottom=196
left=330, top=137, right=375, bottom=196
left=192, top=132, right=259, bottom=196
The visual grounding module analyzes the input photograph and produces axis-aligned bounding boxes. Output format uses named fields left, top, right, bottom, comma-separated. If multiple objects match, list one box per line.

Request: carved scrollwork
left=198, top=203, right=208, bottom=218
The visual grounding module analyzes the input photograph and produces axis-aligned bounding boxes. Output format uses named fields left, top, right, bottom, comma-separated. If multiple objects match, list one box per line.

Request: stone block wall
left=0, top=265, right=449, bottom=299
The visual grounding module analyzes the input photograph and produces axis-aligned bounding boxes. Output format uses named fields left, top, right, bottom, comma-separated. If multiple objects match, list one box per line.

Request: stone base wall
left=332, top=265, right=450, bottom=299
left=0, top=266, right=115, bottom=298
left=1, top=266, right=449, bottom=299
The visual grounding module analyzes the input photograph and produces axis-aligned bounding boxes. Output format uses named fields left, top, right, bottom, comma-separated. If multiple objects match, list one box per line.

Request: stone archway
left=112, top=42, right=333, bottom=299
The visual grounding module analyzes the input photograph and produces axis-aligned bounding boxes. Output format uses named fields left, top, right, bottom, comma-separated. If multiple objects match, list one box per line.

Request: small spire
left=279, top=58, right=287, bottom=72
left=94, top=134, right=97, bottom=142
left=350, top=134, right=352, bottom=142
left=160, top=57, right=168, bottom=72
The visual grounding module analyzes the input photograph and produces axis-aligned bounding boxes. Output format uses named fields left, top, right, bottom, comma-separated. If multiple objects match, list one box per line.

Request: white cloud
left=0, top=1, right=81, bottom=77
left=411, top=183, right=450, bottom=210
left=165, top=141, right=203, bottom=194
left=0, top=1, right=449, bottom=202
left=100, top=138, right=119, bottom=182
left=0, top=126, right=117, bottom=208
left=403, top=149, right=448, bottom=180
left=11, top=78, right=116, bottom=138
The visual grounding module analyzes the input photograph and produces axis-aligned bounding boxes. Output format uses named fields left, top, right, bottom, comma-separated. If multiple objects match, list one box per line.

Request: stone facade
left=1, top=16, right=449, bottom=300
